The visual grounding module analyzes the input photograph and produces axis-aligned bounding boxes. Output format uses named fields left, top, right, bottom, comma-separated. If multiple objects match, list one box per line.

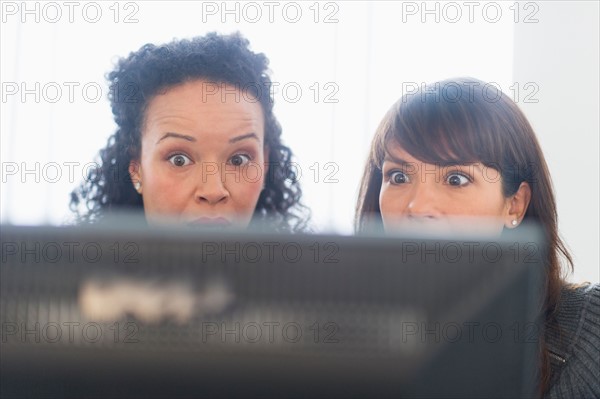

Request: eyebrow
left=229, top=133, right=259, bottom=144
left=156, top=132, right=259, bottom=144
left=156, top=132, right=196, bottom=144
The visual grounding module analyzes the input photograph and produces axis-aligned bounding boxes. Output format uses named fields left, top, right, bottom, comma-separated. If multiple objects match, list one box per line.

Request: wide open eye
left=446, top=173, right=470, bottom=187
left=229, top=154, right=251, bottom=167
left=389, top=170, right=410, bottom=185
left=168, top=154, right=192, bottom=167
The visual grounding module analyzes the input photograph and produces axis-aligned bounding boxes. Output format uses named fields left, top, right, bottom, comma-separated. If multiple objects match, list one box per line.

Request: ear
left=129, top=160, right=142, bottom=194
left=262, top=145, right=270, bottom=187
left=504, top=182, right=531, bottom=228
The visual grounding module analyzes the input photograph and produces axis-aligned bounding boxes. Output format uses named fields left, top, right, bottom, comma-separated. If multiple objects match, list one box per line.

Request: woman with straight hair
left=356, top=77, right=599, bottom=398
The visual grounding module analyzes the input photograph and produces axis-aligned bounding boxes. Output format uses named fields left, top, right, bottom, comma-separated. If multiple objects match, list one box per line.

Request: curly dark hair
left=70, top=32, right=309, bottom=232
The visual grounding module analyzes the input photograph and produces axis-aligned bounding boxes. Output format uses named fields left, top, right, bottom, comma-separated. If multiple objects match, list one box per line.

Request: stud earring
left=511, top=220, right=518, bottom=226
left=134, top=182, right=141, bottom=192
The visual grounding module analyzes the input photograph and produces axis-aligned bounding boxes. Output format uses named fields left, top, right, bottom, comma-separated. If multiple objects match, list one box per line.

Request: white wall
left=513, top=1, right=599, bottom=283
left=0, top=1, right=514, bottom=231
left=1, top=1, right=597, bottom=283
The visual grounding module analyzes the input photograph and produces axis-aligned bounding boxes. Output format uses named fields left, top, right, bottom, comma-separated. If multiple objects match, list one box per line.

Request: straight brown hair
left=355, top=78, right=573, bottom=396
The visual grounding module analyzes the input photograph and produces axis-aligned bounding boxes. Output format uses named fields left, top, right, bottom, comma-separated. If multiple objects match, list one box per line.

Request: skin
left=379, top=141, right=531, bottom=235
left=128, top=79, right=268, bottom=228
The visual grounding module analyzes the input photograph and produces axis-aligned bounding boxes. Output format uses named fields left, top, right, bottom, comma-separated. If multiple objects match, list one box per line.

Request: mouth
left=187, top=217, right=232, bottom=228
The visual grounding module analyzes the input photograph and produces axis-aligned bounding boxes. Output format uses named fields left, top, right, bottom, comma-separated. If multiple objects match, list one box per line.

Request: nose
left=406, top=181, right=441, bottom=220
left=196, top=163, right=229, bottom=205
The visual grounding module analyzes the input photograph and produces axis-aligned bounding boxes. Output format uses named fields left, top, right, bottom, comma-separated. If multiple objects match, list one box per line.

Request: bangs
left=357, top=77, right=544, bottom=231
left=373, top=81, right=508, bottom=170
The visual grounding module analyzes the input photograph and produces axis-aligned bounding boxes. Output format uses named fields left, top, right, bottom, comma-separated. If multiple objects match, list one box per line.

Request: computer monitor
left=0, top=222, right=544, bottom=398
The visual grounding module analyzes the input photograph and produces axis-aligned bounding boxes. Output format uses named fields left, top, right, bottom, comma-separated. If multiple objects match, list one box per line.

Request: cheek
left=219, top=162, right=265, bottom=212
left=243, top=163, right=265, bottom=187
left=144, top=179, right=186, bottom=213
left=379, top=186, right=406, bottom=218
left=464, top=185, right=508, bottom=216
left=229, top=171, right=264, bottom=205
left=140, top=161, right=189, bottom=213
left=469, top=202, right=506, bottom=216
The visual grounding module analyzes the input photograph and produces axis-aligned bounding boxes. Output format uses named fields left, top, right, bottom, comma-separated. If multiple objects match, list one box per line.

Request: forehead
left=143, top=79, right=265, bottom=138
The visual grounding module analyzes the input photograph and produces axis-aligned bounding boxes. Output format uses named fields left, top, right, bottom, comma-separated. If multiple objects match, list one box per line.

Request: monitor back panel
left=0, top=224, right=544, bottom=398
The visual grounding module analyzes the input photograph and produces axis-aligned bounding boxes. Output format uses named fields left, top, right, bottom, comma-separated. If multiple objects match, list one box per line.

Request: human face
left=379, top=141, right=529, bottom=235
left=129, top=79, right=267, bottom=228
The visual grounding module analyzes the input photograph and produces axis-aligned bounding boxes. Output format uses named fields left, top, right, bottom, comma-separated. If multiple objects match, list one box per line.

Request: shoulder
left=545, top=283, right=600, bottom=398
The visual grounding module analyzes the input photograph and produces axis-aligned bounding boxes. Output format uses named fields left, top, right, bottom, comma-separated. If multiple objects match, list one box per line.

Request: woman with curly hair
left=70, top=32, right=308, bottom=232
left=355, top=77, right=599, bottom=398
